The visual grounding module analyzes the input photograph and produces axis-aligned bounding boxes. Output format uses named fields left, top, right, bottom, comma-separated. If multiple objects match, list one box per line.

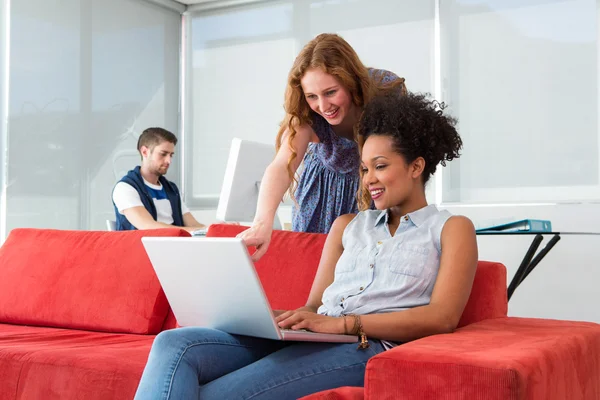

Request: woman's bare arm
left=238, top=124, right=317, bottom=261
left=355, top=216, right=478, bottom=342
left=305, top=214, right=355, bottom=311
left=275, top=214, right=354, bottom=322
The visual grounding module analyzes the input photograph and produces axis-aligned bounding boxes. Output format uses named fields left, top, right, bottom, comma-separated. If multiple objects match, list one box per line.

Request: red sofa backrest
left=160, top=224, right=326, bottom=330
left=0, top=228, right=190, bottom=334
left=205, top=224, right=508, bottom=326
left=207, top=224, right=327, bottom=310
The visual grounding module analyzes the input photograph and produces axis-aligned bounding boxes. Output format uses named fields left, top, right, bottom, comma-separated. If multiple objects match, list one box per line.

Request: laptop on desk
left=141, top=237, right=357, bottom=343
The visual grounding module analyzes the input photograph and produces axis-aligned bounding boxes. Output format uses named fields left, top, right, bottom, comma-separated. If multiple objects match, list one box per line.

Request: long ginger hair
left=277, top=33, right=406, bottom=200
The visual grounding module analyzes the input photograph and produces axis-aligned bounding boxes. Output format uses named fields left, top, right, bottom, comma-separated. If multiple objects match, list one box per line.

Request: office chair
left=106, top=220, right=117, bottom=231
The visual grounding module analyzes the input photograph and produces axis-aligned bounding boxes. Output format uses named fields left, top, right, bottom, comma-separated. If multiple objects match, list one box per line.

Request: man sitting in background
left=112, top=127, right=206, bottom=232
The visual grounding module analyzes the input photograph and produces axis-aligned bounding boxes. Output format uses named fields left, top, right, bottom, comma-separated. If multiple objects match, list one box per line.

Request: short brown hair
left=137, top=127, right=178, bottom=155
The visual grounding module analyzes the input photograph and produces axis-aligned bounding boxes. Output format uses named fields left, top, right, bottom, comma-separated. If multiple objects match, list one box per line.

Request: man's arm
left=182, top=212, right=206, bottom=230
left=123, top=208, right=204, bottom=233
left=123, top=206, right=193, bottom=230
left=114, top=182, right=200, bottom=232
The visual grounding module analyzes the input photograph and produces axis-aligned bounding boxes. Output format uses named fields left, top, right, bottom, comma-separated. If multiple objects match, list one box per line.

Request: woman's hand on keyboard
left=274, top=306, right=315, bottom=322
left=276, top=309, right=345, bottom=335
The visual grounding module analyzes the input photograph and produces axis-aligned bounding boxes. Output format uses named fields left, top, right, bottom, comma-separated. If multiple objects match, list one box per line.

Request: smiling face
left=300, top=67, right=357, bottom=126
left=361, top=135, right=425, bottom=211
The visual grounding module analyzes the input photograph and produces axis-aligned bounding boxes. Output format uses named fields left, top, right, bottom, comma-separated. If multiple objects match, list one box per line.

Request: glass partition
left=6, top=0, right=181, bottom=233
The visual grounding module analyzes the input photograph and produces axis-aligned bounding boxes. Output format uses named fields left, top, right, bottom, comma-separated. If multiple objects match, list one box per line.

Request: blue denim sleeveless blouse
left=318, top=205, right=451, bottom=317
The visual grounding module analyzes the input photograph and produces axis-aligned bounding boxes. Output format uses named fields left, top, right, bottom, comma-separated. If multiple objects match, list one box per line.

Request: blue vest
left=113, top=166, right=184, bottom=231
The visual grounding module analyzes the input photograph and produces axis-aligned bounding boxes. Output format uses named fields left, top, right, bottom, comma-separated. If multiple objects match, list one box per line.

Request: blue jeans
left=134, top=327, right=385, bottom=400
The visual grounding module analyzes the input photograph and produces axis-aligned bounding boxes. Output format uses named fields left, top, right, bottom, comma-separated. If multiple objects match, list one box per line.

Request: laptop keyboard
left=280, top=328, right=318, bottom=334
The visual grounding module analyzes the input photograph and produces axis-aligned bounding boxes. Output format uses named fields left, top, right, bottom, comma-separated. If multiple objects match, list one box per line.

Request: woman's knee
left=150, top=327, right=220, bottom=356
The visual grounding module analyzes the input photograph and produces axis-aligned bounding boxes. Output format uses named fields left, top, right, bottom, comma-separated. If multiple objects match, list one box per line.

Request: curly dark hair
left=355, top=92, right=462, bottom=210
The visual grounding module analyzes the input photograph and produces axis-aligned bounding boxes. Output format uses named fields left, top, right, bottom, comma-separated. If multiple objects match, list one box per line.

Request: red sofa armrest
left=364, top=317, right=600, bottom=400
left=457, top=261, right=507, bottom=327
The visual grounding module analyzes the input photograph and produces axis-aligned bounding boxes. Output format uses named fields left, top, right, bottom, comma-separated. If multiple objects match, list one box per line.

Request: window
left=187, top=3, right=295, bottom=206
left=440, top=0, right=599, bottom=203
left=186, top=0, right=436, bottom=207
left=5, top=0, right=181, bottom=232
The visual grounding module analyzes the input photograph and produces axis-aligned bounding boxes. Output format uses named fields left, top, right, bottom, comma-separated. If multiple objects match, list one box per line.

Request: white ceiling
left=174, top=0, right=220, bottom=4
left=151, top=0, right=257, bottom=13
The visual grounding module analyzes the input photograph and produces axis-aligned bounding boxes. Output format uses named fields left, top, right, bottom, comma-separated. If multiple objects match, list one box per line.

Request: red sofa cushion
left=207, top=224, right=326, bottom=310
left=0, top=323, right=153, bottom=400
left=363, top=317, right=600, bottom=400
left=0, top=228, right=189, bottom=334
left=161, top=309, right=179, bottom=331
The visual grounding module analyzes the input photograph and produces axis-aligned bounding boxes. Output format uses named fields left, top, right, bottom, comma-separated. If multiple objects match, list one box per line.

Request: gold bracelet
left=343, top=314, right=370, bottom=349
left=354, top=315, right=370, bottom=350
left=342, top=313, right=359, bottom=335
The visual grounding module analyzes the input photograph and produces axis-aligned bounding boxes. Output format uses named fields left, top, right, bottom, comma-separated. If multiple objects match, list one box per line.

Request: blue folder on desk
left=476, top=219, right=552, bottom=233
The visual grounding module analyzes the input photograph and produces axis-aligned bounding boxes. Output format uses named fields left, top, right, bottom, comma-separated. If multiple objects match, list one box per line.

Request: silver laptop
left=142, top=237, right=357, bottom=343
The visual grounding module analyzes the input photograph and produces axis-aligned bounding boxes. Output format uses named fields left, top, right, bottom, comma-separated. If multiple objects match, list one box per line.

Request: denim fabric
left=134, top=327, right=384, bottom=400
left=318, top=205, right=451, bottom=317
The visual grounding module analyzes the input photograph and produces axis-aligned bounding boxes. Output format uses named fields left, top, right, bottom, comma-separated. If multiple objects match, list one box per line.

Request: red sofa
left=0, top=224, right=598, bottom=400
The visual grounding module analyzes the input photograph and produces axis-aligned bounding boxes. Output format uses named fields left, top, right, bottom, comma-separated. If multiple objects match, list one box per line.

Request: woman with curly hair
left=238, top=33, right=407, bottom=261
left=134, top=92, right=478, bottom=400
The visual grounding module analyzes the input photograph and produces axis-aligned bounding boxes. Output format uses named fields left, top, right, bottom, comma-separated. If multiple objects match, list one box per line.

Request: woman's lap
left=135, top=327, right=385, bottom=400
left=199, top=336, right=385, bottom=399
left=134, top=327, right=285, bottom=400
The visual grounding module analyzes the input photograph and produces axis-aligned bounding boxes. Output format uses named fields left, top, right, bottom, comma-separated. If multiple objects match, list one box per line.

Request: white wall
left=0, top=0, right=7, bottom=236
left=444, top=203, right=600, bottom=323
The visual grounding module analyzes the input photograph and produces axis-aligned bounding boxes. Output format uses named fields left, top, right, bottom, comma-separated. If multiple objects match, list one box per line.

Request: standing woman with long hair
left=238, top=33, right=407, bottom=261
